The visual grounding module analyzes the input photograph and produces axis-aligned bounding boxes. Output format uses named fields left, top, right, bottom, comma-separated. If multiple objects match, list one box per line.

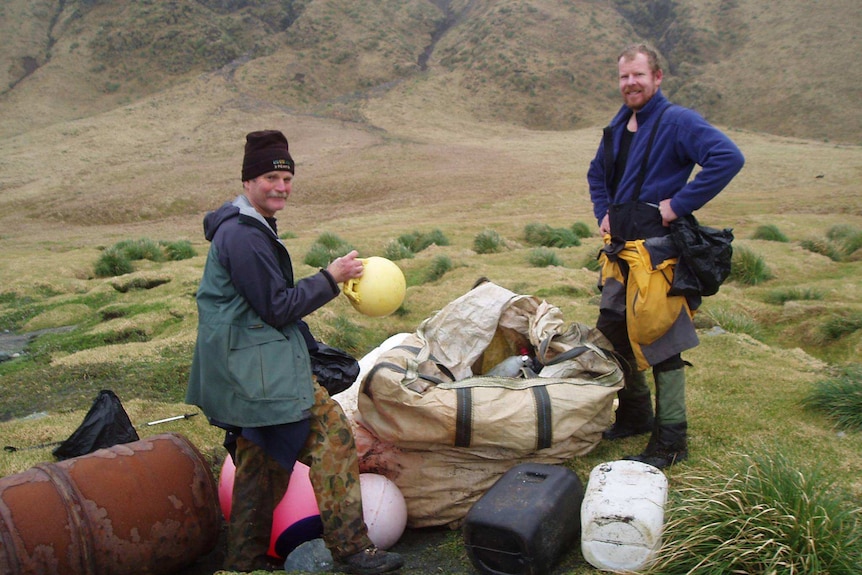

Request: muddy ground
left=176, top=520, right=589, bottom=575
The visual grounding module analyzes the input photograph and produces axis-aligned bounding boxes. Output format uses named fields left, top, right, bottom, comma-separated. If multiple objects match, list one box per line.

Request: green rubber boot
left=625, top=367, right=688, bottom=469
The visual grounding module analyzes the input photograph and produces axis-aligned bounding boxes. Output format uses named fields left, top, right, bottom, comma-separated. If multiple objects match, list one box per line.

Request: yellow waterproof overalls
left=598, top=236, right=699, bottom=371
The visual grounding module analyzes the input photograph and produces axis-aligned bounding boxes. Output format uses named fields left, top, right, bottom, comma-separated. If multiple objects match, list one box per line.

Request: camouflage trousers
left=225, top=382, right=372, bottom=571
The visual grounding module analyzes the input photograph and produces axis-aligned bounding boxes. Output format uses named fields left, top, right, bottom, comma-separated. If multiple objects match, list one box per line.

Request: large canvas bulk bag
left=359, top=333, right=621, bottom=453
left=352, top=281, right=624, bottom=527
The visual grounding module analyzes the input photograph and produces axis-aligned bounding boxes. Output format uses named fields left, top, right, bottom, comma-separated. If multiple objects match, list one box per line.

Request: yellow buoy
left=342, top=257, right=406, bottom=317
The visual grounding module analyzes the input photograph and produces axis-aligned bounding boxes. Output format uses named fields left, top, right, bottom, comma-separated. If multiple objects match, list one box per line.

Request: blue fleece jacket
left=587, top=90, right=744, bottom=226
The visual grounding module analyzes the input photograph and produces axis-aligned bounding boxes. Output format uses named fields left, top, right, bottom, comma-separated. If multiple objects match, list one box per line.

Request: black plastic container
left=463, top=463, right=584, bottom=575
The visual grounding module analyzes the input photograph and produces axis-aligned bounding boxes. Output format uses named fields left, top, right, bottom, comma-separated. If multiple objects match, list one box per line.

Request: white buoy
left=359, top=473, right=408, bottom=550
left=580, top=460, right=669, bottom=572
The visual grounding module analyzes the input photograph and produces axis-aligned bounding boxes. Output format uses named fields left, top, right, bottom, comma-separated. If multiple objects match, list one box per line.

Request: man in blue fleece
left=187, top=130, right=403, bottom=573
left=587, top=44, right=744, bottom=469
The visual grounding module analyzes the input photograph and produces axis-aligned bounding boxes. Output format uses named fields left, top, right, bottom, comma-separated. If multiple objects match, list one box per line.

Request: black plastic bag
left=668, top=215, right=734, bottom=297
left=310, top=343, right=360, bottom=396
left=52, top=389, right=140, bottom=461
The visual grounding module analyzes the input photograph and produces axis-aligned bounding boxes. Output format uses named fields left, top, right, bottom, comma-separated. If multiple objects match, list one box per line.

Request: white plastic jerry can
left=580, top=460, right=669, bottom=572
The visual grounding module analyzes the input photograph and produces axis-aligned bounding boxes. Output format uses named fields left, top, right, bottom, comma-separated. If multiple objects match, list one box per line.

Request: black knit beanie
left=241, top=130, right=295, bottom=181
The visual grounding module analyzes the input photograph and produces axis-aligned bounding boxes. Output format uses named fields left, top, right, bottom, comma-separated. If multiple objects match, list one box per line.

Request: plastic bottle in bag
left=485, top=355, right=531, bottom=377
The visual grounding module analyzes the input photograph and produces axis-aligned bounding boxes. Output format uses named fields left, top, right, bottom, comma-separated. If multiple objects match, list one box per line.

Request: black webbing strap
left=455, top=388, right=472, bottom=447
left=632, top=104, right=674, bottom=202
left=454, top=385, right=553, bottom=449
left=602, top=124, right=616, bottom=198
left=531, top=386, right=553, bottom=450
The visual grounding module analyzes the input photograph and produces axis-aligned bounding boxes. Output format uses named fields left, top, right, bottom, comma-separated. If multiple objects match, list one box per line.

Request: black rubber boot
left=336, top=545, right=405, bottom=574
left=603, top=370, right=654, bottom=440
left=624, top=421, right=688, bottom=469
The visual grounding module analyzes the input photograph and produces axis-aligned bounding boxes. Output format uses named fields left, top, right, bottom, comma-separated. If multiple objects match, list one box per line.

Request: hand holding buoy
left=326, top=250, right=364, bottom=284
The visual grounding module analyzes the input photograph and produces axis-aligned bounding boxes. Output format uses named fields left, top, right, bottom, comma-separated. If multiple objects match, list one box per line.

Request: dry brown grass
left=2, top=0, right=860, bottom=142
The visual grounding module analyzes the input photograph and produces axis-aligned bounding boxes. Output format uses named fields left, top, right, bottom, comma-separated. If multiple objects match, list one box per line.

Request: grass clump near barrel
left=650, top=450, right=862, bottom=575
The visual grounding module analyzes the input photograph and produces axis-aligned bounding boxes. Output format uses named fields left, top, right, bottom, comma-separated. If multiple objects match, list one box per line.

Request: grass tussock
left=473, top=229, right=505, bottom=254
left=752, top=224, right=789, bottom=242
left=827, top=225, right=862, bottom=257
left=396, top=229, right=450, bottom=253
left=528, top=247, right=562, bottom=267
left=383, top=239, right=415, bottom=261
left=94, top=248, right=135, bottom=277
left=94, top=238, right=196, bottom=278
left=524, top=222, right=581, bottom=248
left=703, top=306, right=763, bottom=340
left=424, top=255, right=453, bottom=283
left=650, top=451, right=862, bottom=575
left=112, top=238, right=165, bottom=262
left=317, top=315, right=365, bottom=356
left=798, top=225, right=862, bottom=262
left=730, top=245, right=773, bottom=286
left=761, top=287, right=825, bottom=305
left=801, top=364, right=862, bottom=431
left=821, top=311, right=862, bottom=341
left=570, top=221, right=593, bottom=239
left=384, top=229, right=450, bottom=261
left=581, top=250, right=602, bottom=272
left=800, top=237, right=845, bottom=262
left=160, top=240, right=197, bottom=261
left=304, top=233, right=355, bottom=268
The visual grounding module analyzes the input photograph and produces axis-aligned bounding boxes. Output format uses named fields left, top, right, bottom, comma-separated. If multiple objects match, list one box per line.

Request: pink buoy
left=217, top=456, right=235, bottom=520
left=218, top=457, right=322, bottom=558
left=359, top=473, right=408, bottom=550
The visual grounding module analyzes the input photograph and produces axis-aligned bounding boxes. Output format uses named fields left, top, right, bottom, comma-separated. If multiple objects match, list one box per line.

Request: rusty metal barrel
left=0, top=432, right=221, bottom=575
